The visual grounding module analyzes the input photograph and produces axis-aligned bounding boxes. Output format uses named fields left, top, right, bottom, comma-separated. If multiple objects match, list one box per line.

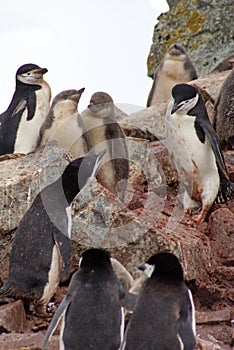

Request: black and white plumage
left=165, top=83, right=234, bottom=222
left=147, top=44, right=197, bottom=106
left=37, top=88, right=87, bottom=157
left=0, top=63, right=51, bottom=155
left=214, top=68, right=234, bottom=150
left=81, top=91, right=129, bottom=202
left=121, top=252, right=196, bottom=350
left=0, top=153, right=103, bottom=315
left=42, top=248, right=125, bottom=350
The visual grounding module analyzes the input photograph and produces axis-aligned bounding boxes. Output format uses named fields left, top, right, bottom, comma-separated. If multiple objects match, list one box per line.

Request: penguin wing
left=196, top=116, right=234, bottom=200
left=176, top=289, right=196, bottom=350
left=12, top=99, right=27, bottom=116
left=42, top=272, right=78, bottom=349
left=53, top=228, right=72, bottom=283
left=42, top=294, right=72, bottom=349
left=146, top=69, right=159, bottom=107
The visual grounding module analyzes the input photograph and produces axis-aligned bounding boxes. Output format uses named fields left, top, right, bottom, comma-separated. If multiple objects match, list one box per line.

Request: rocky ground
left=0, top=69, right=233, bottom=349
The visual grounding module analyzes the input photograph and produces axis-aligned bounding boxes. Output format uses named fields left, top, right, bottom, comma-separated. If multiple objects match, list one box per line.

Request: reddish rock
left=206, top=208, right=234, bottom=265
left=196, top=309, right=231, bottom=325
left=0, top=300, right=27, bottom=333
left=0, top=331, right=59, bottom=350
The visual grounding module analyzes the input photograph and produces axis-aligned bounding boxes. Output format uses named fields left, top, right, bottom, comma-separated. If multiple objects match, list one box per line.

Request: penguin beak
left=171, top=102, right=179, bottom=114
left=32, top=67, right=48, bottom=77
left=70, top=88, right=85, bottom=103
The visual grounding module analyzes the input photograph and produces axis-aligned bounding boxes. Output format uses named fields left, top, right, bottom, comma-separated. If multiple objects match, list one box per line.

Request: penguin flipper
left=146, top=70, right=158, bottom=107
left=53, top=231, right=72, bottom=283
left=42, top=294, right=72, bottom=349
left=198, top=118, right=234, bottom=200
left=176, top=290, right=196, bottom=350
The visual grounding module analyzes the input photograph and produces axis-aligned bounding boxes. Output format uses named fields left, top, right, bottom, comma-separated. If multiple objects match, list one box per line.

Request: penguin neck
left=6, top=82, right=41, bottom=113
left=62, top=172, right=81, bottom=205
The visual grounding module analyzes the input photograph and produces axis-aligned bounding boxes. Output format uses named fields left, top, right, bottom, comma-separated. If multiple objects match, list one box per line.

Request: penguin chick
left=0, top=63, right=51, bottom=155
left=111, top=258, right=134, bottom=292
left=42, top=248, right=125, bottom=350
left=81, top=91, right=129, bottom=202
left=165, top=83, right=234, bottom=222
left=37, top=88, right=87, bottom=157
left=214, top=68, right=234, bottom=150
left=212, top=52, right=234, bottom=73
left=121, top=252, right=196, bottom=350
left=0, top=153, right=103, bottom=315
left=147, top=44, right=197, bottom=106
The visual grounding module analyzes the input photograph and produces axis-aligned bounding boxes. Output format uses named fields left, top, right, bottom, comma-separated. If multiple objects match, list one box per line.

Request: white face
left=142, top=263, right=155, bottom=278
left=172, top=93, right=199, bottom=114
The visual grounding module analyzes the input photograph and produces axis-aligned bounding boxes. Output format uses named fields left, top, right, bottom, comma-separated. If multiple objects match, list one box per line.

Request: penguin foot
left=192, top=204, right=210, bottom=223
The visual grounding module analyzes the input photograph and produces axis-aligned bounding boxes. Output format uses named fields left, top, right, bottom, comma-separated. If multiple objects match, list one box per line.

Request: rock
left=0, top=300, right=27, bottom=333
left=0, top=142, right=70, bottom=234
left=120, top=103, right=167, bottom=141
left=206, top=208, right=234, bottom=265
left=0, top=331, right=59, bottom=350
left=196, top=336, right=222, bottom=350
left=147, top=0, right=234, bottom=77
left=196, top=309, right=231, bottom=325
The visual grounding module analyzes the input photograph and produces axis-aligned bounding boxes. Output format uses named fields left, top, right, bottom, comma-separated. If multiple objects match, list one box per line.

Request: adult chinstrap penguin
left=0, top=153, right=103, bottom=315
left=0, top=63, right=51, bottom=155
left=165, top=83, right=234, bottom=222
left=42, top=248, right=125, bottom=350
left=121, top=252, right=196, bottom=350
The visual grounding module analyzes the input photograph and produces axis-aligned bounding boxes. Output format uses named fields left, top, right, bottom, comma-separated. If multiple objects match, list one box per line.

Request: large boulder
left=147, top=0, right=234, bottom=77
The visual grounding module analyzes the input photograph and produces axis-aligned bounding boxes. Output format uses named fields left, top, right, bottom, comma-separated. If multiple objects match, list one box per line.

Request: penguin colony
left=0, top=43, right=233, bottom=350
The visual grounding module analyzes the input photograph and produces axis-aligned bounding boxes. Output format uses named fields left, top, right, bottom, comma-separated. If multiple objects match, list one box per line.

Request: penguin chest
left=14, top=87, right=50, bottom=153
left=166, top=112, right=219, bottom=201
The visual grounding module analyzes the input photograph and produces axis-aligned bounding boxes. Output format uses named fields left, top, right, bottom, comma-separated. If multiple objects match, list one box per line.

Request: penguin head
left=79, top=248, right=111, bottom=270
left=139, top=252, right=184, bottom=282
left=62, top=151, right=105, bottom=203
left=51, top=88, right=85, bottom=120
left=16, top=63, right=48, bottom=86
left=88, top=91, right=114, bottom=118
left=168, top=43, right=187, bottom=56
left=170, top=83, right=199, bottom=114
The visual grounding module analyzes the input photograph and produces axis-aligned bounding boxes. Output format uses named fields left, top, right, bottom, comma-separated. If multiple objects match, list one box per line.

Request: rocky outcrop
left=147, top=0, right=234, bottom=77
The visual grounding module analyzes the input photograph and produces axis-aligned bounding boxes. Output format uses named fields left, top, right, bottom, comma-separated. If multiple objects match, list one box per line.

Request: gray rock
left=0, top=142, right=70, bottom=234
left=147, top=0, right=234, bottom=77
left=120, top=103, right=167, bottom=141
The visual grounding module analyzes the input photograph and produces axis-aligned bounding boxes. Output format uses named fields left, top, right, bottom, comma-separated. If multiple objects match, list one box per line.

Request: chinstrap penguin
left=81, top=91, right=129, bottom=202
left=214, top=68, right=234, bottom=150
left=147, top=44, right=197, bottom=106
left=0, top=153, right=103, bottom=315
left=37, top=88, right=87, bottom=157
left=42, top=248, right=125, bottom=350
left=165, top=83, right=234, bottom=222
left=0, top=63, right=51, bottom=155
left=121, top=252, right=196, bottom=350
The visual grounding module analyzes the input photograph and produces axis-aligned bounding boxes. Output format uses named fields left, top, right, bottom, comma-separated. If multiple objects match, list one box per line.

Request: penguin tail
left=217, top=172, right=234, bottom=203
left=0, top=283, right=12, bottom=297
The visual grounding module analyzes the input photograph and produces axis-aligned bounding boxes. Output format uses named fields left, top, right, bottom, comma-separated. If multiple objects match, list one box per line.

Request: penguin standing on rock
left=37, top=88, right=87, bottom=157
left=0, top=63, right=51, bottom=155
left=121, top=252, right=196, bottom=350
left=0, top=153, right=103, bottom=315
left=42, top=248, right=125, bottom=350
left=214, top=68, right=234, bottom=150
left=81, top=92, right=129, bottom=202
left=147, top=44, right=197, bottom=106
left=165, top=83, right=234, bottom=222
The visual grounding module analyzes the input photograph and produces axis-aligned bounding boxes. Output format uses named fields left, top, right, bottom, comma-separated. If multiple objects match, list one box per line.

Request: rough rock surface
left=147, top=0, right=234, bottom=77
